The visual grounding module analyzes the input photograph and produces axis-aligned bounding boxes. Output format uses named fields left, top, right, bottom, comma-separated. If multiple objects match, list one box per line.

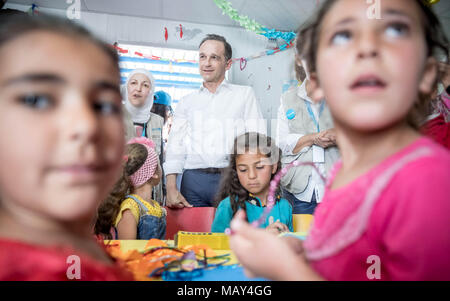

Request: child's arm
left=116, top=210, right=137, bottom=239
left=229, top=210, right=324, bottom=281
left=211, top=198, right=233, bottom=233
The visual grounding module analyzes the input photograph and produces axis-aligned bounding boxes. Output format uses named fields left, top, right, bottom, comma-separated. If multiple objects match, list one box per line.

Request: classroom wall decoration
left=213, top=0, right=296, bottom=70
left=175, top=25, right=202, bottom=41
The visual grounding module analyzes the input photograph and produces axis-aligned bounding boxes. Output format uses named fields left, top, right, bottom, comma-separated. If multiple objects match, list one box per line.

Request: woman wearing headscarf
left=123, top=68, right=165, bottom=204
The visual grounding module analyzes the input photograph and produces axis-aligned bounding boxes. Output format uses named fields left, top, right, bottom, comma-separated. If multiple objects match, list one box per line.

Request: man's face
left=198, top=40, right=231, bottom=84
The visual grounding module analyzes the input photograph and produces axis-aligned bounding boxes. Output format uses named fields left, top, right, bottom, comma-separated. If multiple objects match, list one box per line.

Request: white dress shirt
left=276, top=81, right=326, bottom=203
left=164, top=80, right=266, bottom=175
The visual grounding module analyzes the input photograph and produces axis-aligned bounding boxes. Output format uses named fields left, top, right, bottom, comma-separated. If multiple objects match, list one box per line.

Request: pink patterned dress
left=304, top=137, right=450, bottom=280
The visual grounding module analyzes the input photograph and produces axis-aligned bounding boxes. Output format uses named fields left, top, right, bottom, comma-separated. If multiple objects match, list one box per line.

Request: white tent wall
left=5, top=2, right=294, bottom=136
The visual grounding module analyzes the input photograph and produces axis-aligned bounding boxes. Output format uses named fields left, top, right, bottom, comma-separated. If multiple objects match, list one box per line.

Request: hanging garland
left=112, top=44, right=198, bottom=64
left=232, top=39, right=294, bottom=71
left=213, top=0, right=297, bottom=42
left=213, top=0, right=264, bottom=34
left=260, top=27, right=296, bottom=43
left=214, top=0, right=441, bottom=70
left=213, top=0, right=296, bottom=70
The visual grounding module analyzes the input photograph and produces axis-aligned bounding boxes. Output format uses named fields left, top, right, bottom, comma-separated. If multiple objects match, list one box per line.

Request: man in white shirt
left=277, top=58, right=339, bottom=214
left=164, top=34, right=266, bottom=208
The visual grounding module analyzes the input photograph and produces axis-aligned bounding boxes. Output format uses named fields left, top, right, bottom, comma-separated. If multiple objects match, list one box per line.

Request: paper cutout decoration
left=175, top=26, right=202, bottom=41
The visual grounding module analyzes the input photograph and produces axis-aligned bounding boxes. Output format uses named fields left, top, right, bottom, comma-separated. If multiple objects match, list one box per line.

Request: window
left=118, top=43, right=202, bottom=110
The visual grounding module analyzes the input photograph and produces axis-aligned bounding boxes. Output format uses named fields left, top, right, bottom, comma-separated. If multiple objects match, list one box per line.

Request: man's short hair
left=199, top=34, right=232, bottom=62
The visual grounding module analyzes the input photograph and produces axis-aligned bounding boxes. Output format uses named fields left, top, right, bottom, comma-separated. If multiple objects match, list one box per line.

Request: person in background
left=421, top=61, right=450, bottom=148
left=164, top=34, right=266, bottom=208
left=277, top=28, right=339, bottom=214
left=152, top=90, right=173, bottom=124
left=95, top=137, right=165, bottom=240
left=151, top=90, right=174, bottom=198
left=123, top=69, right=164, bottom=205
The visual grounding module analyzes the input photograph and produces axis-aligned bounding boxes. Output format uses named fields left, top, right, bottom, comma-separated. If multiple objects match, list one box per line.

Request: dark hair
left=0, top=8, right=26, bottom=20
left=95, top=143, right=148, bottom=239
left=295, top=60, right=307, bottom=83
left=297, top=0, right=449, bottom=129
left=215, top=132, right=282, bottom=220
left=199, top=34, right=232, bottom=62
left=0, top=13, right=119, bottom=70
left=294, top=24, right=314, bottom=83
left=151, top=103, right=171, bottom=123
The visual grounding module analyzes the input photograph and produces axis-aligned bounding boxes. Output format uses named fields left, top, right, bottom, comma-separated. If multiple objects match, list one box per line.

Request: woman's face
left=0, top=31, right=124, bottom=224
left=127, top=73, right=151, bottom=107
left=311, top=0, right=437, bottom=132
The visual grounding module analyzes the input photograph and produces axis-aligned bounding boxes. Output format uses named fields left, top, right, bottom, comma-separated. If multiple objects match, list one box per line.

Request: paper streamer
left=213, top=0, right=264, bottom=34
left=260, top=27, right=296, bottom=43
left=213, top=0, right=296, bottom=70
left=113, top=45, right=198, bottom=64
left=213, top=0, right=296, bottom=42
left=232, top=39, right=294, bottom=70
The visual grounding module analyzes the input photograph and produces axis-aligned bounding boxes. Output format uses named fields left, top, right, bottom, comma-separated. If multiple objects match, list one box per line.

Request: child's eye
left=331, top=30, right=352, bottom=46
left=256, top=166, right=265, bottom=170
left=385, top=22, right=410, bottom=38
left=93, top=101, right=121, bottom=115
left=19, top=94, right=53, bottom=110
left=238, top=169, right=247, bottom=173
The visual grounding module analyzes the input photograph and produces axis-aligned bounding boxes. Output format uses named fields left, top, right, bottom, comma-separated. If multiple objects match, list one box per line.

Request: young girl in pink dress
left=228, top=0, right=450, bottom=280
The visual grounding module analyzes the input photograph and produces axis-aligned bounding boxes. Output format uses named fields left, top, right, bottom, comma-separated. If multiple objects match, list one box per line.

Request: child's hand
left=229, top=210, right=321, bottom=280
left=265, top=221, right=289, bottom=235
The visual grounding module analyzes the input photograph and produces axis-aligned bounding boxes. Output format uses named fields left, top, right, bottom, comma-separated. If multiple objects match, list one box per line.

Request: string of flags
left=112, top=44, right=198, bottom=65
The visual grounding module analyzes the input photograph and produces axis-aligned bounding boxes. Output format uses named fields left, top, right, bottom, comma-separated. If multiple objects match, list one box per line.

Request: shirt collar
left=199, top=79, right=231, bottom=94
left=296, top=80, right=313, bottom=103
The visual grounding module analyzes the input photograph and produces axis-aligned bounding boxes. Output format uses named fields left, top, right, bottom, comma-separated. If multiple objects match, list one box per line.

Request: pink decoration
left=127, top=137, right=155, bottom=149
left=126, top=137, right=158, bottom=187
left=251, top=161, right=326, bottom=230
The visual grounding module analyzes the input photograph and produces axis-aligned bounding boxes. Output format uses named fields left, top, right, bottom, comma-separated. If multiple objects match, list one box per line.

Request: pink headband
left=126, top=137, right=158, bottom=187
